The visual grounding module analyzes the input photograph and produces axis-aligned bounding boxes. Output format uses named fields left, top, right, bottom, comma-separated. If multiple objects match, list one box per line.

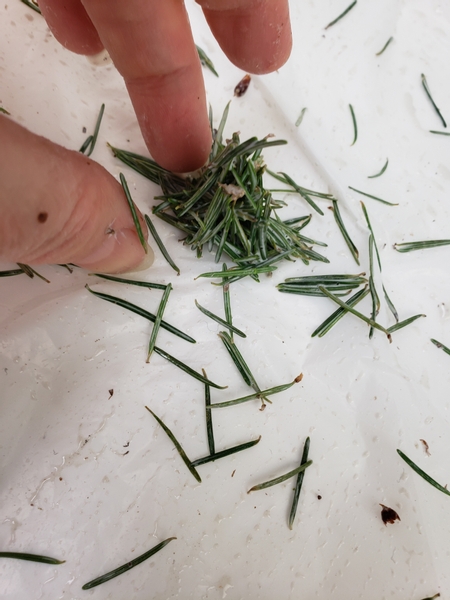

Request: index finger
left=41, top=0, right=212, bottom=173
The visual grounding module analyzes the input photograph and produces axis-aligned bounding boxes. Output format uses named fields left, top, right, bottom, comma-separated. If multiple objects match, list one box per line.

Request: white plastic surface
left=1, top=1, right=450, bottom=599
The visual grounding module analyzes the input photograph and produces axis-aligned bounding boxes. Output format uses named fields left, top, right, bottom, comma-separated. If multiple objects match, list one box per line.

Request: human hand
left=0, top=0, right=291, bottom=273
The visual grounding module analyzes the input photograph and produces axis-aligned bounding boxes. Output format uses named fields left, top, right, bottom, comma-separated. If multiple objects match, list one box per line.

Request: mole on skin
left=37, top=212, right=48, bottom=223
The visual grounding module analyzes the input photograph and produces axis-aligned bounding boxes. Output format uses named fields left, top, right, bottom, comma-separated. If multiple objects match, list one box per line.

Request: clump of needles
left=110, top=103, right=332, bottom=281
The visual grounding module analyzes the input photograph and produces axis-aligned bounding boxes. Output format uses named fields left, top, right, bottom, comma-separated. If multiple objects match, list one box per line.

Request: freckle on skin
left=37, top=212, right=48, bottom=223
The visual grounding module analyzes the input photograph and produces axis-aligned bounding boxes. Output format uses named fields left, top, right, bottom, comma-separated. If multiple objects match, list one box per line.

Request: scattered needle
left=145, top=407, right=201, bottom=482
left=325, top=0, right=357, bottom=29
left=397, top=449, right=450, bottom=497
left=82, top=537, right=176, bottom=589
left=375, top=37, right=393, bottom=56
left=421, top=73, right=447, bottom=128
left=349, top=104, right=357, bottom=145
left=248, top=460, right=313, bottom=493
left=0, top=552, right=64, bottom=564
left=368, top=158, right=389, bottom=179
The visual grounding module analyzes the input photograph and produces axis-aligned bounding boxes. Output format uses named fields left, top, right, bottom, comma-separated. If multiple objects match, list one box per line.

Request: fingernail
left=76, top=228, right=154, bottom=274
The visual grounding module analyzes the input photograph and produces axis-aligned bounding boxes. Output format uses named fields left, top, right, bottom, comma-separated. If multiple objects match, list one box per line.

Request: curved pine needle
left=325, top=0, right=357, bottom=29
left=375, top=37, right=393, bottom=56
left=397, top=449, right=450, bottom=497
left=85, top=285, right=195, bottom=344
left=153, top=346, right=227, bottom=389
left=295, top=108, right=307, bottom=127
left=431, top=338, right=450, bottom=356
left=319, top=285, right=391, bottom=341
left=196, top=45, right=218, bottom=77
left=387, top=314, right=425, bottom=333
left=349, top=104, right=358, bottom=146
left=147, top=283, right=172, bottom=362
left=288, top=437, right=310, bottom=530
left=394, top=239, right=450, bottom=253
left=119, top=173, right=148, bottom=254
left=195, top=300, right=246, bottom=338
left=421, top=74, right=447, bottom=128
left=82, top=537, right=176, bottom=590
left=248, top=460, right=313, bottom=493
left=145, top=407, right=201, bottom=482
left=191, top=437, right=261, bottom=467
left=208, top=379, right=300, bottom=409
left=329, top=200, right=360, bottom=265
left=349, top=186, right=398, bottom=206
left=90, top=273, right=167, bottom=290
left=368, top=158, right=389, bottom=179
left=145, top=214, right=180, bottom=275
left=0, top=552, right=64, bottom=564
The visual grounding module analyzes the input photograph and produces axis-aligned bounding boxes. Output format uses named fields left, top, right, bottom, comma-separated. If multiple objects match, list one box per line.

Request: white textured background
left=1, top=1, right=450, bottom=598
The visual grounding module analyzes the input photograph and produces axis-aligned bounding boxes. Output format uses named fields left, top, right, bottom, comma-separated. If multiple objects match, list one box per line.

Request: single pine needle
left=430, top=130, right=450, bottom=136
left=349, top=104, right=358, bottom=146
left=325, top=0, right=357, bottom=29
left=191, top=437, right=261, bottom=467
left=82, top=537, right=176, bottom=589
left=145, top=407, right=201, bottom=482
left=288, top=437, right=311, bottom=529
left=196, top=45, right=218, bottom=77
left=375, top=37, right=393, bottom=56
left=295, top=108, right=307, bottom=127
left=248, top=460, right=313, bottom=493
left=145, top=214, right=180, bottom=275
left=386, top=314, right=425, bottom=333
left=394, top=239, right=450, bottom=252
left=421, top=73, right=447, bottom=128
left=431, top=338, right=450, bottom=356
left=368, top=158, right=389, bottom=179
left=147, top=283, right=172, bottom=362
left=0, top=552, right=64, bottom=564
left=349, top=186, right=398, bottom=206
left=119, top=173, right=148, bottom=254
left=195, top=300, right=246, bottom=338
left=202, top=369, right=215, bottom=456
left=90, top=273, right=167, bottom=290
left=397, top=449, right=450, bottom=497
left=153, top=346, right=227, bottom=389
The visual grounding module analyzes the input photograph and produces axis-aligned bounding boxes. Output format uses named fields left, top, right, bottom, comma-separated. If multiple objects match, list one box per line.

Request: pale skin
left=0, top=0, right=291, bottom=273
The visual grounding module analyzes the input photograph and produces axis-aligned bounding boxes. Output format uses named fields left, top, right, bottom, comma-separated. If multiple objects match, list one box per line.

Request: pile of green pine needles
left=110, top=103, right=332, bottom=282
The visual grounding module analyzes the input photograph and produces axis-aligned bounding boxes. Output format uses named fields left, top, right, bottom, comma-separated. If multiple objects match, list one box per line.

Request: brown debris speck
left=380, top=504, right=400, bottom=526
left=420, top=439, right=430, bottom=456
left=234, top=74, right=251, bottom=97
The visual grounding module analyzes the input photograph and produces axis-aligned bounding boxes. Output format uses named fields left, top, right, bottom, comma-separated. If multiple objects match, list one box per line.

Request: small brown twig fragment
left=420, top=439, right=430, bottom=456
